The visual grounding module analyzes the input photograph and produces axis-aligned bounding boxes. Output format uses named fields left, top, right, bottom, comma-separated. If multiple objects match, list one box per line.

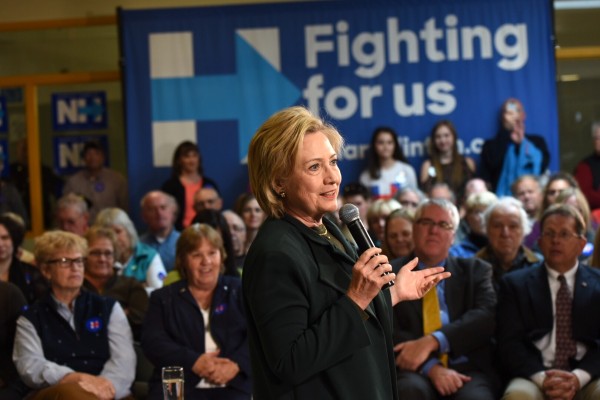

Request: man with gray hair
left=574, top=121, right=600, bottom=211
left=139, top=191, right=180, bottom=272
left=476, top=196, right=540, bottom=290
left=391, top=198, right=499, bottom=399
left=54, top=193, right=90, bottom=236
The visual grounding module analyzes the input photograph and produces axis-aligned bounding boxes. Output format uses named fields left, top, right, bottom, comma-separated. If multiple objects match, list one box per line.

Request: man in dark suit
left=391, top=198, right=498, bottom=399
left=497, top=204, right=600, bottom=399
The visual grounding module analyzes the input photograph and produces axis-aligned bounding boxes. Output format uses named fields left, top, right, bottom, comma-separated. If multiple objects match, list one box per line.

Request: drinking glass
left=162, top=366, right=184, bottom=400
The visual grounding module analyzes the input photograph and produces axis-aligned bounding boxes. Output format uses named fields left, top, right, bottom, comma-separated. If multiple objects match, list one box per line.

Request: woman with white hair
left=475, top=196, right=540, bottom=289
left=95, top=208, right=166, bottom=291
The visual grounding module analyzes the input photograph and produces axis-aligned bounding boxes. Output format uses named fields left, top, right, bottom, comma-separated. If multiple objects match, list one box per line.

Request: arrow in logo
left=151, top=31, right=301, bottom=162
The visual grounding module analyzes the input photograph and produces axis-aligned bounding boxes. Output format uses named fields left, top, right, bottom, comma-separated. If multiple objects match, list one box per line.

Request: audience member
left=591, top=224, right=600, bottom=268
left=496, top=204, right=600, bottom=400
left=193, top=187, right=223, bottom=213
left=95, top=208, right=166, bottom=291
left=0, top=281, right=28, bottom=400
left=450, top=191, right=498, bottom=258
left=367, top=198, right=402, bottom=246
left=139, top=190, right=180, bottom=272
left=511, top=175, right=543, bottom=228
left=222, top=210, right=247, bottom=274
left=8, top=138, right=63, bottom=229
left=0, top=214, right=47, bottom=304
left=234, top=193, right=265, bottom=253
left=2, top=212, right=35, bottom=265
left=192, top=209, right=238, bottom=277
left=574, top=121, right=600, bottom=211
left=479, top=98, right=550, bottom=195
left=458, top=178, right=489, bottom=217
left=13, top=230, right=136, bottom=400
left=55, top=193, right=90, bottom=236
left=161, top=141, right=219, bottom=230
left=555, top=187, right=596, bottom=260
left=0, top=156, right=29, bottom=228
left=360, top=126, right=417, bottom=199
left=420, top=120, right=476, bottom=201
left=383, top=208, right=415, bottom=260
left=142, top=224, right=251, bottom=400
left=427, top=182, right=456, bottom=205
left=63, top=140, right=129, bottom=222
left=395, top=186, right=426, bottom=212
left=391, top=198, right=498, bottom=399
left=475, top=197, right=539, bottom=289
left=341, top=182, right=372, bottom=230
left=83, top=226, right=149, bottom=341
left=524, top=172, right=579, bottom=249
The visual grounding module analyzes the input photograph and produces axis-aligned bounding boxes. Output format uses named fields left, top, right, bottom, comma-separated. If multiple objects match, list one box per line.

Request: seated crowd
left=3, top=107, right=600, bottom=400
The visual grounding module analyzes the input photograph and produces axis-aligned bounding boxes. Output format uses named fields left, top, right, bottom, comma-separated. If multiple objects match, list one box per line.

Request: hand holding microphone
left=339, top=203, right=395, bottom=289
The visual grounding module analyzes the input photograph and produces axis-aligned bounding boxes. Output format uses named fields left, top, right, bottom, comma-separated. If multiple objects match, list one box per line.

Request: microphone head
left=339, top=203, right=360, bottom=225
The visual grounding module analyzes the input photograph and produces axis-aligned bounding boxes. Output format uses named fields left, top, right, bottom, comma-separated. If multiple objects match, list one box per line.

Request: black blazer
left=243, top=215, right=399, bottom=400
left=496, top=263, right=600, bottom=380
left=391, top=255, right=497, bottom=377
left=141, top=276, right=250, bottom=399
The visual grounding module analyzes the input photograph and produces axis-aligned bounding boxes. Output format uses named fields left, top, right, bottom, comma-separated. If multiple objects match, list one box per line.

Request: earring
left=280, top=191, right=286, bottom=198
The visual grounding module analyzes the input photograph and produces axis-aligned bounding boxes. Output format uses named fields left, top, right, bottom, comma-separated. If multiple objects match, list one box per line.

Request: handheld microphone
left=339, top=203, right=394, bottom=288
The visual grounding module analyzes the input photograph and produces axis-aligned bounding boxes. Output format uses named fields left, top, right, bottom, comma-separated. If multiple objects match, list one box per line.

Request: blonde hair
left=175, top=223, right=226, bottom=279
left=84, top=226, right=119, bottom=260
left=35, top=230, right=87, bottom=264
left=247, top=106, right=344, bottom=218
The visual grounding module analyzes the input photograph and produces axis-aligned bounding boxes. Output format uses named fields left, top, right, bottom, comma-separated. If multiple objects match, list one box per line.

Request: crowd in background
left=2, top=98, right=600, bottom=399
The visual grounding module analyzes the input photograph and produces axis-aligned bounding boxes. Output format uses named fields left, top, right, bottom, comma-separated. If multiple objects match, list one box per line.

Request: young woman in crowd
left=420, top=120, right=476, bottom=200
left=162, top=141, right=219, bottom=230
left=359, top=127, right=417, bottom=200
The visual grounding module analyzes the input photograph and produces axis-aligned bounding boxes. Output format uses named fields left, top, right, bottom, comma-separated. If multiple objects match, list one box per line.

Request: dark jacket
left=83, top=273, right=148, bottom=341
left=391, top=256, right=498, bottom=381
left=161, top=176, right=219, bottom=230
left=496, top=263, right=600, bottom=381
left=243, top=215, right=398, bottom=400
left=141, top=276, right=250, bottom=400
left=8, top=258, right=48, bottom=305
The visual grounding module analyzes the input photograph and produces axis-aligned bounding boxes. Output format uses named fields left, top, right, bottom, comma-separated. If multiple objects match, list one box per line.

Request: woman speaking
left=243, top=106, right=449, bottom=400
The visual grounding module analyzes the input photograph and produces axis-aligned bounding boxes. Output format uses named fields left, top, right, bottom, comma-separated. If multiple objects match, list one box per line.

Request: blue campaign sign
left=52, top=91, right=108, bottom=131
left=121, top=0, right=557, bottom=211
left=0, top=97, right=7, bottom=133
left=53, top=135, right=109, bottom=175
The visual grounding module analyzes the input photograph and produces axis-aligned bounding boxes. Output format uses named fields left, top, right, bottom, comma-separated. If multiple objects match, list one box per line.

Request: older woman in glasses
left=13, top=230, right=136, bottom=400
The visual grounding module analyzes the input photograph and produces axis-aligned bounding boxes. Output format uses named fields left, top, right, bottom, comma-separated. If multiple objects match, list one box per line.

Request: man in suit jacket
left=497, top=204, right=600, bottom=400
left=391, top=198, right=498, bottom=400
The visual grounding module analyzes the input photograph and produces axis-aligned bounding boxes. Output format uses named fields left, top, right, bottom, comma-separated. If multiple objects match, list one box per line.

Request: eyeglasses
left=45, top=257, right=85, bottom=269
left=415, top=218, right=454, bottom=231
left=540, top=230, right=581, bottom=241
left=88, top=250, right=114, bottom=258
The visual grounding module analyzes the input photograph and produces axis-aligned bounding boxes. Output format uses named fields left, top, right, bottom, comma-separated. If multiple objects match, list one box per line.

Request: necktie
left=553, top=275, right=576, bottom=370
left=422, top=287, right=448, bottom=367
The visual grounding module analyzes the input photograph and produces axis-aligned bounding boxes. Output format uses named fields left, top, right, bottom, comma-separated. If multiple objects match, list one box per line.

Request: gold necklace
left=315, top=224, right=332, bottom=240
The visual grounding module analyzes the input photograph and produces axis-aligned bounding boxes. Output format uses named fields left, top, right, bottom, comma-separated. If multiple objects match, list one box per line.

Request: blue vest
left=22, top=290, right=115, bottom=375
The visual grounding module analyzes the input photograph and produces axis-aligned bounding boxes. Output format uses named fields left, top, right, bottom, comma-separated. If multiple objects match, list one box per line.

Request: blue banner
left=121, top=0, right=557, bottom=213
